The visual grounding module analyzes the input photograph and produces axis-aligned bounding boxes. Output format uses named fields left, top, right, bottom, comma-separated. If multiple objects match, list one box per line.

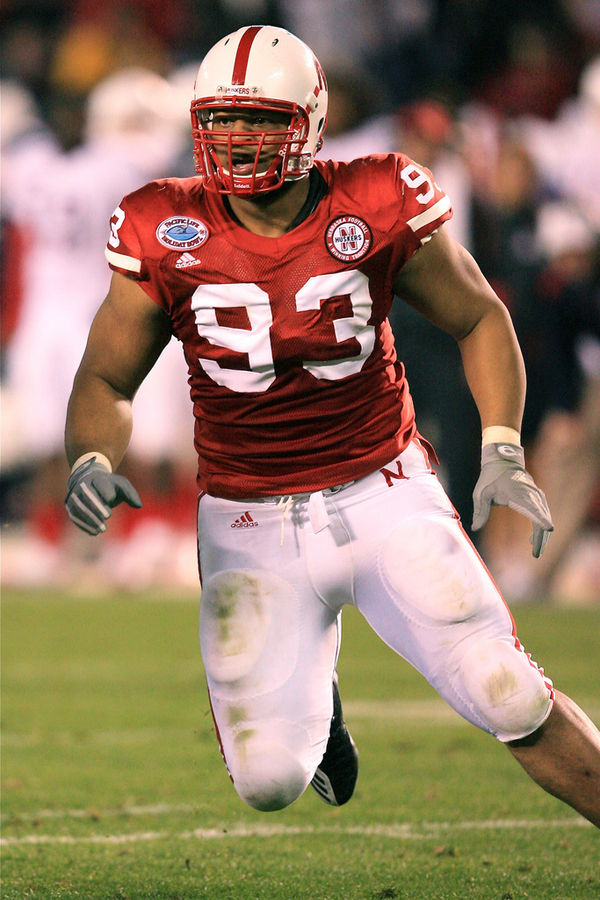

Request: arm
left=65, top=271, right=172, bottom=533
left=66, top=270, right=172, bottom=467
left=393, top=226, right=553, bottom=556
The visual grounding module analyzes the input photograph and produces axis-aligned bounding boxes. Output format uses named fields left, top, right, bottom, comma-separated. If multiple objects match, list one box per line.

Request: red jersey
left=105, top=154, right=452, bottom=498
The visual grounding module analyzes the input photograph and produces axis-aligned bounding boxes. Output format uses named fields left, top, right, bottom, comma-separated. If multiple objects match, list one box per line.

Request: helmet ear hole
left=304, top=91, right=319, bottom=112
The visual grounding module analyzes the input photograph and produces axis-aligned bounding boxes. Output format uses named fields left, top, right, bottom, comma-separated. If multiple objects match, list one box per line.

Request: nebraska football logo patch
left=156, top=216, right=209, bottom=250
left=325, top=215, right=372, bottom=261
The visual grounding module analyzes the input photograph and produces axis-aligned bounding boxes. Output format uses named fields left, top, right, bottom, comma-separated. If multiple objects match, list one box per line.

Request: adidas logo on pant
left=230, top=512, right=259, bottom=528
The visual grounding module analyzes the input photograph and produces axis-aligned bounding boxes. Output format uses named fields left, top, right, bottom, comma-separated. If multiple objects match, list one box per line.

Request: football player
left=65, top=26, right=600, bottom=824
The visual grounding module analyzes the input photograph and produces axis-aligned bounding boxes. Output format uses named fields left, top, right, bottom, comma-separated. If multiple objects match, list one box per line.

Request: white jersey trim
left=406, top=196, right=452, bottom=234
left=105, top=248, right=142, bottom=273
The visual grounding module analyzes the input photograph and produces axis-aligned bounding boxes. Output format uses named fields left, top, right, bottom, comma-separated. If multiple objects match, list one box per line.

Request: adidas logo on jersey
left=230, top=512, right=259, bottom=528
left=175, top=252, right=202, bottom=269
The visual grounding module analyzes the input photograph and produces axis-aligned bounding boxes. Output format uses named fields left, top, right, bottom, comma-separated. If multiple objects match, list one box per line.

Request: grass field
left=1, top=589, right=599, bottom=899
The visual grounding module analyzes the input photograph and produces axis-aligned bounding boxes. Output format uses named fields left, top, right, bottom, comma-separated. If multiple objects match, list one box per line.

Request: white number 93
left=191, top=269, right=376, bottom=392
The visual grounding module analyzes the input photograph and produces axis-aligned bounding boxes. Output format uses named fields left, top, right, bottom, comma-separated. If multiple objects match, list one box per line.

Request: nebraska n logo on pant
left=230, top=512, right=259, bottom=528
left=379, top=461, right=408, bottom=487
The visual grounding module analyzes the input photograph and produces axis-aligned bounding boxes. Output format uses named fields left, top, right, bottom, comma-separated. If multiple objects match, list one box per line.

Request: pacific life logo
left=156, top=216, right=209, bottom=250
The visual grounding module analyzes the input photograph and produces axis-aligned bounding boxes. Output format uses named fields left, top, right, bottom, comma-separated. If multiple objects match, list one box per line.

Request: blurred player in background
left=1, top=67, right=194, bottom=587
left=64, top=26, right=599, bottom=824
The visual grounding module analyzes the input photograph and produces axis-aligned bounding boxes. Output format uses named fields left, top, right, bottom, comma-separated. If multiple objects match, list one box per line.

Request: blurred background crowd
left=1, top=0, right=599, bottom=603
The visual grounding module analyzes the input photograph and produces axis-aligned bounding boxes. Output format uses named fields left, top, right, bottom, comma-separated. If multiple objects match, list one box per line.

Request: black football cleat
left=311, top=673, right=358, bottom=806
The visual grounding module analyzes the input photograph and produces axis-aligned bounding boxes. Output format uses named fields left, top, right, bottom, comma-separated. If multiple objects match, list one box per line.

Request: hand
left=65, top=457, right=142, bottom=535
left=472, top=443, right=553, bottom=557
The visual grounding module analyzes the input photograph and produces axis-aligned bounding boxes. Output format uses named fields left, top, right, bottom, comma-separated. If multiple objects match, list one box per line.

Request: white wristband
left=482, top=426, right=521, bottom=447
left=70, top=452, right=113, bottom=474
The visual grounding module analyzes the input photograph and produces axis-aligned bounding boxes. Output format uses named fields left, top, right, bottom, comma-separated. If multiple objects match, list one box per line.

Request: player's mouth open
left=227, top=152, right=272, bottom=176
left=231, top=161, right=256, bottom=175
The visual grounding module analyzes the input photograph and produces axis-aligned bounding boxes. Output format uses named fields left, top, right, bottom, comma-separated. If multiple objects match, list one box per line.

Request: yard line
left=5, top=700, right=598, bottom=749
left=1, top=727, right=202, bottom=748
left=0, top=700, right=482, bottom=750
left=0, top=831, right=168, bottom=846
left=346, top=699, right=600, bottom=723
left=345, top=700, right=465, bottom=721
left=1, top=818, right=590, bottom=847
left=1, top=802, right=197, bottom=822
left=2, top=697, right=600, bottom=748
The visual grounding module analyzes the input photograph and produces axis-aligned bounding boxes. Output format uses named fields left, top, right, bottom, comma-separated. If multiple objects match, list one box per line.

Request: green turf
left=2, top=590, right=599, bottom=899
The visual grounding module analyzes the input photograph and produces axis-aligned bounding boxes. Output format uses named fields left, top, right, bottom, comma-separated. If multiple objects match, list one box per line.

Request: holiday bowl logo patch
left=325, top=215, right=372, bottom=261
left=156, top=216, right=209, bottom=250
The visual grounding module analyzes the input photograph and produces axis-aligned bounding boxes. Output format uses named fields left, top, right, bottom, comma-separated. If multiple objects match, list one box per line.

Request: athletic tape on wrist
left=481, top=426, right=521, bottom=447
left=70, top=452, right=113, bottom=474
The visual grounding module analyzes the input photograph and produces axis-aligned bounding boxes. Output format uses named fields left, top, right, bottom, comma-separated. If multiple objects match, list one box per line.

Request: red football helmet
left=191, top=25, right=328, bottom=196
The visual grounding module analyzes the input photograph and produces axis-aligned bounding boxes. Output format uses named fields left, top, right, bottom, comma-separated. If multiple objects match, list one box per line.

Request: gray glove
left=65, top=457, right=142, bottom=535
left=472, top=442, right=553, bottom=557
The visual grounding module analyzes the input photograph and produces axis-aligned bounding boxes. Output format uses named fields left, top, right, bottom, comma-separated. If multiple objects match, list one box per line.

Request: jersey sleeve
left=394, top=154, right=453, bottom=246
left=104, top=195, right=148, bottom=281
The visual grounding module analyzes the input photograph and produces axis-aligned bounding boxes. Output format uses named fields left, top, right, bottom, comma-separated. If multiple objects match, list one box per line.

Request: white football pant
left=197, top=439, right=554, bottom=811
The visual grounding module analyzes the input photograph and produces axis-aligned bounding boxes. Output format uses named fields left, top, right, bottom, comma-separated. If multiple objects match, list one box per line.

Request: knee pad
left=459, top=638, right=553, bottom=742
left=381, top=516, right=490, bottom=623
left=229, top=732, right=309, bottom=812
left=200, top=569, right=297, bottom=690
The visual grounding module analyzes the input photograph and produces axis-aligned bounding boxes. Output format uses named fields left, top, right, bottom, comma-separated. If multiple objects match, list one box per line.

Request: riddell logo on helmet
left=230, top=512, right=259, bottom=528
